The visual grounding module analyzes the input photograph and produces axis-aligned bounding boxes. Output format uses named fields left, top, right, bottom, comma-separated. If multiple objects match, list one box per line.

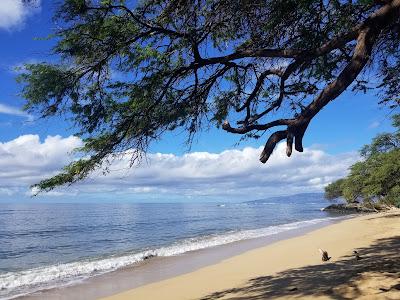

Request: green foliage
left=360, top=115, right=400, bottom=158
left=17, top=64, right=79, bottom=116
left=17, top=0, right=400, bottom=192
left=325, top=115, right=400, bottom=207
left=324, top=178, right=345, bottom=200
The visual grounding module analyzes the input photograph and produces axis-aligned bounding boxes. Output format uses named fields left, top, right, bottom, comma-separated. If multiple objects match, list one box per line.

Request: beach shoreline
left=101, top=210, right=400, bottom=300
left=17, top=215, right=348, bottom=300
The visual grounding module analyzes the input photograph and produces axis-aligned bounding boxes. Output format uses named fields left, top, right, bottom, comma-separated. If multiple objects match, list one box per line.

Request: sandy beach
left=103, top=210, right=400, bottom=300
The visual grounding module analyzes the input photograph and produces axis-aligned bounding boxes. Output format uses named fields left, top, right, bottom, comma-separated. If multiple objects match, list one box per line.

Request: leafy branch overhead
left=18, top=0, right=400, bottom=191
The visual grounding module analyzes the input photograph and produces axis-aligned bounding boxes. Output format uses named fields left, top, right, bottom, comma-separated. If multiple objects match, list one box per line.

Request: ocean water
left=0, top=194, right=344, bottom=299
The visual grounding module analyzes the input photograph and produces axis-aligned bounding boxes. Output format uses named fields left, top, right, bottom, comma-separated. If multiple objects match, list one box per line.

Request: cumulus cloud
left=0, top=0, right=41, bottom=30
left=87, top=144, right=358, bottom=198
left=0, top=134, right=359, bottom=199
left=0, top=135, right=82, bottom=189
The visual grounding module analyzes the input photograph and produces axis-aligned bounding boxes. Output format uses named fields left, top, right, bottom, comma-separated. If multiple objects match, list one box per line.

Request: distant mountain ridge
left=244, top=193, right=325, bottom=204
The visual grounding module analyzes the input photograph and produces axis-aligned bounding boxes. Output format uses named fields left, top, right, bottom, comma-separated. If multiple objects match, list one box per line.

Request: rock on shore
left=321, top=203, right=376, bottom=213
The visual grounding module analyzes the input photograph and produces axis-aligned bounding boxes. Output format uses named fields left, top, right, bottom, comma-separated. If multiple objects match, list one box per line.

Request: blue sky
left=0, top=1, right=398, bottom=202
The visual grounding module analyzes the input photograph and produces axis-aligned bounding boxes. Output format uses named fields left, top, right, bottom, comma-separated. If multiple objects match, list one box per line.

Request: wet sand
left=19, top=217, right=344, bottom=300
left=103, top=210, right=400, bottom=300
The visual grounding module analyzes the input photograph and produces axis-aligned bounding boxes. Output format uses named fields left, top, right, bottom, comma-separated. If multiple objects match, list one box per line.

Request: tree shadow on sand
left=200, top=235, right=400, bottom=300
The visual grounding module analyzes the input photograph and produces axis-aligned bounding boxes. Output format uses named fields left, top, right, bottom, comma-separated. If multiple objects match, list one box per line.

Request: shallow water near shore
left=0, top=194, right=347, bottom=299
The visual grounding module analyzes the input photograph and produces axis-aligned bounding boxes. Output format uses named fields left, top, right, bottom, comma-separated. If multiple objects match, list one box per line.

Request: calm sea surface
left=0, top=194, right=343, bottom=299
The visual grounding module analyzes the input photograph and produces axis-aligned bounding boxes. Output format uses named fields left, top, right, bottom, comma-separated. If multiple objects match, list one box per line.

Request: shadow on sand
left=200, top=235, right=400, bottom=300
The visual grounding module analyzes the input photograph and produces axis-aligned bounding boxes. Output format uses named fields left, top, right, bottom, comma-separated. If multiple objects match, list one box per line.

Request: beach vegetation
left=325, top=114, right=400, bottom=208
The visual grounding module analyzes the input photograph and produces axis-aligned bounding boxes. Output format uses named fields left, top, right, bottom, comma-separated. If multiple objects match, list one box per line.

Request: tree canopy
left=18, top=0, right=400, bottom=191
left=325, top=114, right=400, bottom=207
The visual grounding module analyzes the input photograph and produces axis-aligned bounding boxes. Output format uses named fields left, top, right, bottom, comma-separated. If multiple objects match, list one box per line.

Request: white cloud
left=0, top=0, right=41, bottom=30
left=26, top=186, right=77, bottom=197
left=0, top=187, right=18, bottom=196
left=0, top=134, right=359, bottom=199
left=0, top=103, right=33, bottom=120
left=368, top=120, right=380, bottom=129
left=0, top=135, right=82, bottom=189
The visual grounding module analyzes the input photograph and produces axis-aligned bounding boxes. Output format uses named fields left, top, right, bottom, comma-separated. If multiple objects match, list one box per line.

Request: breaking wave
left=0, top=216, right=343, bottom=299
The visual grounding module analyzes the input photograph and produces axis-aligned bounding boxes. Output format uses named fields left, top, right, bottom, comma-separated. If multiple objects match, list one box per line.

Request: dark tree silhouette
left=18, top=0, right=400, bottom=191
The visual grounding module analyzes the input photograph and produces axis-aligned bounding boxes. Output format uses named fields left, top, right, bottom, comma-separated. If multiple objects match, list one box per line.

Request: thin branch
left=223, top=0, right=400, bottom=163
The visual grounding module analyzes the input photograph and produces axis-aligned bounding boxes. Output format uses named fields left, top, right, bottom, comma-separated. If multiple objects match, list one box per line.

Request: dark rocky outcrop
left=143, top=254, right=157, bottom=260
left=321, top=203, right=377, bottom=213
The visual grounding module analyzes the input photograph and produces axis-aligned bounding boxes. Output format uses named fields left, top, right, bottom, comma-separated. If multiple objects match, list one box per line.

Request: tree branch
left=223, top=0, right=400, bottom=163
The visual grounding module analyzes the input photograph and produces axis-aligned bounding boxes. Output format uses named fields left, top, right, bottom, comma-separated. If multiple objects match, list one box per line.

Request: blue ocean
left=0, top=193, right=344, bottom=299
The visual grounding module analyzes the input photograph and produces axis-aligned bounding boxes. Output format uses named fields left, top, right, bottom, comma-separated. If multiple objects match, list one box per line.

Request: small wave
left=0, top=216, right=343, bottom=299
left=245, top=202, right=277, bottom=205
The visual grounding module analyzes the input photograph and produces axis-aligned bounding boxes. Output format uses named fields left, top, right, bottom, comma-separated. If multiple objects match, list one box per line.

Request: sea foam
left=0, top=216, right=342, bottom=299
